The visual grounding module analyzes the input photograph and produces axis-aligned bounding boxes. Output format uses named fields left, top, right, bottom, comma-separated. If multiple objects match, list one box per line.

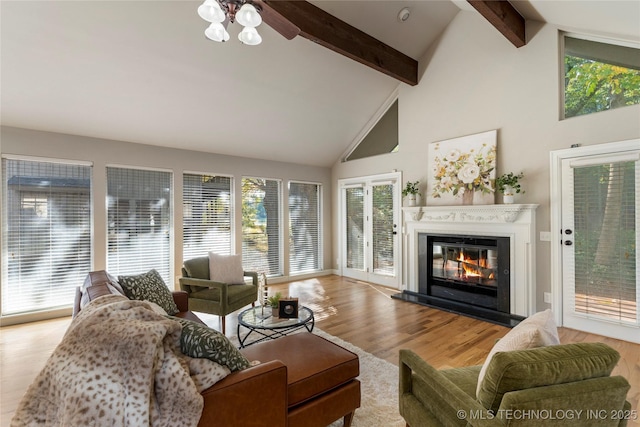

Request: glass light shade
left=238, top=26, right=262, bottom=45
left=205, top=22, right=230, bottom=42
left=198, top=0, right=225, bottom=23
left=236, top=3, right=262, bottom=27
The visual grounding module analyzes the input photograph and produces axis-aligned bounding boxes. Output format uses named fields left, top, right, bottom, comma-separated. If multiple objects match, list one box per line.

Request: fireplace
left=392, top=204, right=538, bottom=327
left=419, top=233, right=510, bottom=313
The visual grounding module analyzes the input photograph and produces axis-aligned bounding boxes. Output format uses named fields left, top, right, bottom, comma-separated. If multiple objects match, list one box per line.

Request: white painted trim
left=550, top=138, right=640, bottom=330
left=338, top=172, right=403, bottom=288
left=0, top=307, right=72, bottom=327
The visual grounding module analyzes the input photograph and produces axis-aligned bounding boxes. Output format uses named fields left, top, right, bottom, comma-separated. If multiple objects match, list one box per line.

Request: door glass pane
left=242, top=178, right=281, bottom=276
left=372, top=184, right=394, bottom=276
left=107, top=167, right=172, bottom=284
left=573, top=161, right=637, bottom=323
left=183, top=174, right=232, bottom=260
left=346, top=187, right=364, bottom=270
left=2, top=158, right=92, bottom=315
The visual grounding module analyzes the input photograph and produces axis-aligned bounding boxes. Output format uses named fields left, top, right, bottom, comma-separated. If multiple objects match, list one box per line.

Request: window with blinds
left=2, top=158, right=92, bottom=315
left=183, top=174, right=232, bottom=260
left=372, top=183, right=395, bottom=276
left=106, top=167, right=172, bottom=285
left=289, top=182, right=321, bottom=275
left=242, top=178, right=281, bottom=276
left=572, top=159, right=637, bottom=324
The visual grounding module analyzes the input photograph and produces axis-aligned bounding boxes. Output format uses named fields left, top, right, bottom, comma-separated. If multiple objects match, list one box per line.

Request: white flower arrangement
left=431, top=143, right=496, bottom=199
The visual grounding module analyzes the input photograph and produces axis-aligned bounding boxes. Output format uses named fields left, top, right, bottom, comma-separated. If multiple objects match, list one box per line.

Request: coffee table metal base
left=237, top=306, right=314, bottom=348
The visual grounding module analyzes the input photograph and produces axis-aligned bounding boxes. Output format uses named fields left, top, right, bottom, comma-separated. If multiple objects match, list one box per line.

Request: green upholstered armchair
left=179, top=256, right=258, bottom=334
left=400, top=343, right=632, bottom=427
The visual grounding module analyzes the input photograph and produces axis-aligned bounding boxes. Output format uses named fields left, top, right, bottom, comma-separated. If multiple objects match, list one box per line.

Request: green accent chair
left=179, top=256, right=258, bottom=334
left=400, top=342, right=631, bottom=426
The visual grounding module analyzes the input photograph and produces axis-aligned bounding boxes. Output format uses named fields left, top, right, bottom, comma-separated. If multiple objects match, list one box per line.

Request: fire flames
left=457, top=251, right=495, bottom=279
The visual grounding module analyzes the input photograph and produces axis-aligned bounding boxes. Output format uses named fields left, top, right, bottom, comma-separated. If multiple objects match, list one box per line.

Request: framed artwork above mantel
left=427, top=130, right=497, bottom=206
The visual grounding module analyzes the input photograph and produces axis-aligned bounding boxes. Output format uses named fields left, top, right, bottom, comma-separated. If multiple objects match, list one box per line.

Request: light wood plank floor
left=2, top=275, right=638, bottom=426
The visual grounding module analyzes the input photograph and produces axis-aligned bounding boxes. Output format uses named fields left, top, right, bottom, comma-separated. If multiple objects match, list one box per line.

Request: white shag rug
left=231, top=328, right=404, bottom=427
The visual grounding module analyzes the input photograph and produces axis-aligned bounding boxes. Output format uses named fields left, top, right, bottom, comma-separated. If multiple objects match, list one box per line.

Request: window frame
left=288, top=180, right=323, bottom=275
left=560, top=31, right=640, bottom=120
left=105, top=164, right=174, bottom=286
left=1, top=154, right=93, bottom=318
left=182, top=171, right=234, bottom=260
left=241, top=176, right=283, bottom=277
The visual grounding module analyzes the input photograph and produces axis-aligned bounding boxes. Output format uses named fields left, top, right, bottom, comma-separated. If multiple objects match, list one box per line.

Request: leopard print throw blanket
left=11, top=295, right=229, bottom=427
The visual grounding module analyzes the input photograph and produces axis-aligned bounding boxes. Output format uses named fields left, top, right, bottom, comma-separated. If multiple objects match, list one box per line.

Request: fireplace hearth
left=392, top=204, right=538, bottom=327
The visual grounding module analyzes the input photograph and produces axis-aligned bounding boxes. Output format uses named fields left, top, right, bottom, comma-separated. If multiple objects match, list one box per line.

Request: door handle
left=564, top=240, right=573, bottom=246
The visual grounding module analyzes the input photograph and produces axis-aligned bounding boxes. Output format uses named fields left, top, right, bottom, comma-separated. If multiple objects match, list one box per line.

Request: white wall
left=1, top=126, right=333, bottom=293
left=332, top=11, right=640, bottom=311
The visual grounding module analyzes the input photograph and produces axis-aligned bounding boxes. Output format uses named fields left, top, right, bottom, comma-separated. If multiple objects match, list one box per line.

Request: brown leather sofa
left=74, top=271, right=361, bottom=427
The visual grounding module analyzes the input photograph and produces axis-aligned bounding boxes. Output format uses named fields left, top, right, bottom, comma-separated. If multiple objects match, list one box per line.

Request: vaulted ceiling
left=1, top=1, right=638, bottom=167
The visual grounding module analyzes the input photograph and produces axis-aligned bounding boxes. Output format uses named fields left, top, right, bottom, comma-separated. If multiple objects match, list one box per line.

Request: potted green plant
left=267, top=292, right=282, bottom=317
left=402, top=181, right=420, bottom=206
left=496, top=172, right=524, bottom=204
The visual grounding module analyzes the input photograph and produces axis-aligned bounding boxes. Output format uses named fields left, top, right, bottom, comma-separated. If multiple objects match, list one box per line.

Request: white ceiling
left=1, top=1, right=638, bottom=167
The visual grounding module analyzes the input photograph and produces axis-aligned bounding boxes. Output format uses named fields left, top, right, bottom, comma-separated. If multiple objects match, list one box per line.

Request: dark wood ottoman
left=241, top=332, right=361, bottom=427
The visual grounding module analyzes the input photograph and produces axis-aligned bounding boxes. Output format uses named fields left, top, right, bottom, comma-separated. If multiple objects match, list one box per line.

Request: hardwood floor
left=2, top=275, right=638, bottom=426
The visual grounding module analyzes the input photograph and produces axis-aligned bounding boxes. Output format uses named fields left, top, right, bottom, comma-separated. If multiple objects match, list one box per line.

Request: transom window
left=563, top=34, right=640, bottom=119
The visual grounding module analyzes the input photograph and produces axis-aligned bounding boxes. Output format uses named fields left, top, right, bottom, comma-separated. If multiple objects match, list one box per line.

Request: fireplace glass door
left=432, top=241, right=498, bottom=287
left=421, top=234, right=510, bottom=313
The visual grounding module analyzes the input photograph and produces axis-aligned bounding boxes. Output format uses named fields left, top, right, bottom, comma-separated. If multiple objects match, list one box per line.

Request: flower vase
left=407, top=194, right=417, bottom=207
left=462, top=190, right=474, bottom=205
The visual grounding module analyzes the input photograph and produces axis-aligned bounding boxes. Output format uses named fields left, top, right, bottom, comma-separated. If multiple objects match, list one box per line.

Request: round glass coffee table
left=236, top=306, right=314, bottom=348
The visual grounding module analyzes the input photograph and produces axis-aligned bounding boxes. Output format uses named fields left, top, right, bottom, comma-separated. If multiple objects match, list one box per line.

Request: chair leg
left=343, top=412, right=354, bottom=427
left=220, top=316, right=226, bottom=335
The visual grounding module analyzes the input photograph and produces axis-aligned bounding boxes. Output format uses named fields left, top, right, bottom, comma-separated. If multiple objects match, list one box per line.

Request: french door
left=340, top=173, right=401, bottom=288
left=551, top=140, right=639, bottom=343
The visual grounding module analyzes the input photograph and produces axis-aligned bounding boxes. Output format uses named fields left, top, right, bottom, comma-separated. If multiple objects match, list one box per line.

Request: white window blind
left=242, top=178, right=281, bottom=276
left=345, top=186, right=364, bottom=270
left=183, top=174, right=232, bottom=260
left=372, top=183, right=395, bottom=276
left=289, top=182, right=321, bottom=274
left=2, top=158, right=92, bottom=315
left=107, top=167, right=172, bottom=284
left=572, top=160, right=637, bottom=324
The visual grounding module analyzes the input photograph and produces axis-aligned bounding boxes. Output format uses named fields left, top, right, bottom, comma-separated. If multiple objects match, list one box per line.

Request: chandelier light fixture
left=197, top=0, right=263, bottom=45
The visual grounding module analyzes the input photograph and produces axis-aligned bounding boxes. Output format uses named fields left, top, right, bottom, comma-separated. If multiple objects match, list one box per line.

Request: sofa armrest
left=199, top=360, right=288, bottom=427
left=244, top=271, right=258, bottom=286
left=73, top=287, right=82, bottom=318
left=172, top=291, right=189, bottom=312
left=400, top=350, right=496, bottom=427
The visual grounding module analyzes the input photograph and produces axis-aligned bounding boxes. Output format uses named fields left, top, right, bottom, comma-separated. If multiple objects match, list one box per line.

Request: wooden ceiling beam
left=262, top=0, right=418, bottom=86
left=467, top=0, right=526, bottom=48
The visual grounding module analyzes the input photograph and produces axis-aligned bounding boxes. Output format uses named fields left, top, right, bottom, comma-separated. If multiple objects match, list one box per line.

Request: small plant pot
left=271, top=306, right=279, bottom=318
left=407, top=194, right=417, bottom=207
left=503, top=186, right=515, bottom=204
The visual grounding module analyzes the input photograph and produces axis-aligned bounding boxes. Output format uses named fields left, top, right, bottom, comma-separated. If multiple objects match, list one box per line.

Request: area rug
left=230, top=328, right=404, bottom=427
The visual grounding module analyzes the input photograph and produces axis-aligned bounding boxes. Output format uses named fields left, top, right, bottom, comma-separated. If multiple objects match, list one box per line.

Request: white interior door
left=340, top=173, right=401, bottom=288
left=554, top=141, right=639, bottom=343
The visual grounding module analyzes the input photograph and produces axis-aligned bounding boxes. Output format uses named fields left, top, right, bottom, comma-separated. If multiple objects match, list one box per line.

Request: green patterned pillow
left=118, top=269, right=179, bottom=315
left=172, top=317, right=250, bottom=372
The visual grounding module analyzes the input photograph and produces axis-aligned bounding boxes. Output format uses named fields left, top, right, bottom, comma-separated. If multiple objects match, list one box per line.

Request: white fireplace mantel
left=402, top=204, right=539, bottom=317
